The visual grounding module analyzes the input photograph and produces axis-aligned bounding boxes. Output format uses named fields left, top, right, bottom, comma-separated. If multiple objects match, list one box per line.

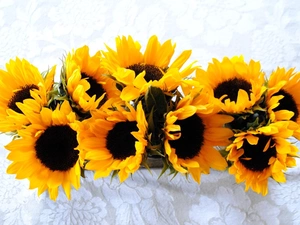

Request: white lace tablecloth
left=1, top=0, right=300, bottom=224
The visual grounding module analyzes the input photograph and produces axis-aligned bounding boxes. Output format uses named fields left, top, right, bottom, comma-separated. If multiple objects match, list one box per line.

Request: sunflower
left=5, top=100, right=81, bottom=200
left=266, top=67, right=300, bottom=138
left=61, top=45, right=120, bottom=113
left=0, top=58, right=55, bottom=132
left=102, top=35, right=196, bottom=101
left=227, top=121, right=298, bottom=196
left=163, top=88, right=233, bottom=183
left=194, top=56, right=266, bottom=114
left=76, top=99, right=148, bottom=182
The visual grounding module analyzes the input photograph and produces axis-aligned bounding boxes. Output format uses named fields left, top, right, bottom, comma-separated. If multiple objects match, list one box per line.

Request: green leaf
left=145, top=86, right=167, bottom=116
left=144, top=86, right=168, bottom=147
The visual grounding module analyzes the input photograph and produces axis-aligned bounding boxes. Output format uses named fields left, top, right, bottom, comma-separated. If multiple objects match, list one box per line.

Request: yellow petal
left=133, top=71, right=147, bottom=88
left=85, top=150, right=112, bottom=160
left=48, top=187, right=59, bottom=201
left=44, top=65, right=56, bottom=91
left=246, top=135, right=259, bottom=145
left=47, top=171, right=63, bottom=188
left=169, top=50, right=191, bottom=69
left=120, top=86, right=140, bottom=101
left=188, top=167, right=201, bottom=184
left=118, top=169, right=130, bottom=183
left=176, top=106, right=197, bottom=120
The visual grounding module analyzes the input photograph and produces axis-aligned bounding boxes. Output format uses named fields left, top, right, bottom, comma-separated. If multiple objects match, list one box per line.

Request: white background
left=0, top=0, right=300, bottom=224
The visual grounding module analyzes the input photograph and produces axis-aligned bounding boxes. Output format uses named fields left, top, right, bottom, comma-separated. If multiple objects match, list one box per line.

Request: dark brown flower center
left=169, top=114, right=205, bottom=159
left=35, top=125, right=79, bottom=171
left=272, top=89, right=299, bottom=121
left=214, top=78, right=252, bottom=102
left=8, top=84, right=38, bottom=113
left=81, top=72, right=107, bottom=105
left=127, top=64, right=164, bottom=82
left=106, top=121, right=138, bottom=160
left=239, top=134, right=276, bottom=172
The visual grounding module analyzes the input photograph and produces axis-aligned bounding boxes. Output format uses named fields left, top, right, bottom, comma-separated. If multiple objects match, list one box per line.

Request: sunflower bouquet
left=1, top=35, right=299, bottom=201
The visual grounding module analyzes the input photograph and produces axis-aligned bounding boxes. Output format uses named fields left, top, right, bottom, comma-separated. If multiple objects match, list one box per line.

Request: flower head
left=102, top=35, right=196, bottom=101
left=164, top=88, right=233, bottom=183
left=5, top=101, right=81, bottom=200
left=194, top=56, right=265, bottom=114
left=61, top=45, right=120, bottom=113
left=227, top=121, right=298, bottom=195
left=0, top=58, right=55, bottom=132
left=266, top=67, right=300, bottom=138
left=76, top=99, right=148, bottom=182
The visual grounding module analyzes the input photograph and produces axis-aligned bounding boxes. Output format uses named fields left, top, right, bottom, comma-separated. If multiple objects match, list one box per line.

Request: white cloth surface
left=0, top=0, right=300, bottom=224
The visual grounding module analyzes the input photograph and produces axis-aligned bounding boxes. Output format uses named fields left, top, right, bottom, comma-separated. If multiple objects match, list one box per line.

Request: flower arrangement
left=1, top=35, right=299, bottom=201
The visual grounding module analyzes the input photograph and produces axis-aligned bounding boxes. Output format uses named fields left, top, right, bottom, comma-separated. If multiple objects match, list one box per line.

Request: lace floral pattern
left=1, top=0, right=300, bottom=224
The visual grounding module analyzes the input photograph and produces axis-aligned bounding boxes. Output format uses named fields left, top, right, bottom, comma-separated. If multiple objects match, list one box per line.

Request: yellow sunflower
left=194, top=56, right=266, bottom=113
left=5, top=100, right=81, bottom=200
left=164, top=88, right=233, bottom=183
left=102, top=35, right=196, bottom=101
left=0, top=58, right=55, bottom=132
left=266, top=67, right=300, bottom=138
left=227, top=121, right=298, bottom=196
left=61, top=45, right=120, bottom=112
left=76, top=99, right=148, bottom=182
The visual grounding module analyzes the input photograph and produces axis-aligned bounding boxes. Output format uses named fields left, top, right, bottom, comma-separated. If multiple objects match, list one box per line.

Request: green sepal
left=80, top=160, right=89, bottom=178
left=80, top=167, right=86, bottom=178
left=219, top=148, right=229, bottom=158
left=110, top=170, right=119, bottom=184
left=141, top=155, right=153, bottom=175
left=225, top=109, right=268, bottom=132
left=158, top=158, right=170, bottom=179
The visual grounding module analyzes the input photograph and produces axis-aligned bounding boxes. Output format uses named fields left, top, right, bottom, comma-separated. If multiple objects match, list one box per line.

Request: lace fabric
left=1, top=0, right=300, bottom=224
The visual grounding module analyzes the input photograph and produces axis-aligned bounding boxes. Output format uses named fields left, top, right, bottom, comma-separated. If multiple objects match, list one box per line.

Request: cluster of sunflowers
left=1, top=35, right=299, bottom=201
